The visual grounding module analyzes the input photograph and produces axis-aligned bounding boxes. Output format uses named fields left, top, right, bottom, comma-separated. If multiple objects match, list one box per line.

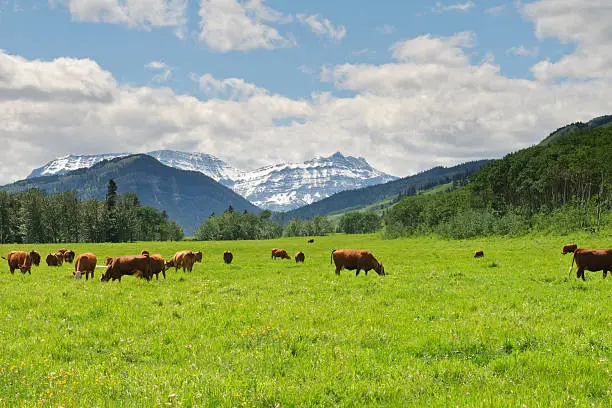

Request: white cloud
left=432, top=1, right=475, bottom=13
left=296, top=14, right=346, bottom=41
left=199, top=0, right=293, bottom=52
left=51, top=0, right=188, bottom=38
left=145, top=61, right=172, bottom=83
left=3, top=27, right=612, bottom=185
left=506, top=45, right=539, bottom=57
left=523, top=0, right=612, bottom=81
left=485, top=5, right=506, bottom=16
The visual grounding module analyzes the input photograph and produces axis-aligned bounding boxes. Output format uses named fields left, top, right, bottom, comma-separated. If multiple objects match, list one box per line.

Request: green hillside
left=1, top=155, right=260, bottom=235
left=538, top=114, right=612, bottom=146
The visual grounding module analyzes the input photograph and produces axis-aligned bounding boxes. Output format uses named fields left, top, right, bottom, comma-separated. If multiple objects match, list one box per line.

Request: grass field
left=0, top=234, right=610, bottom=407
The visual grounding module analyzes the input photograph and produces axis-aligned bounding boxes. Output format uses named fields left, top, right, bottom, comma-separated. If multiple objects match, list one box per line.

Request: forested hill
left=538, top=115, right=612, bottom=146
left=385, top=123, right=612, bottom=238
left=280, top=160, right=490, bottom=222
left=1, top=155, right=260, bottom=235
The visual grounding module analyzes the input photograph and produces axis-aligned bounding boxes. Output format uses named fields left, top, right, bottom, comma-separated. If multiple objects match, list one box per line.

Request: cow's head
left=100, top=263, right=112, bottom=282
left=29, top=250, right=41, bottom=266
left=375, top=262, right=385, bottom=276
left=105, top=256, right=114, bottom=266
left=141, top=250, right=150, bottom=256
left=64, top=250, right=75, bottom=263
left=18, top=264, right=31, bottom=274
left=562, top=244, right=578, bottom=254
left=194, top=251, right=203, bottom=263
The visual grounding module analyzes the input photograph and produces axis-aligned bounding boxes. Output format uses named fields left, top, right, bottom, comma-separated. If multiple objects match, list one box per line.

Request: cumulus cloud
left=145, top=61, right=172, bottom=83
left=296, top=14, right=346, bottom=41
left=199, top=0, right=294, bottom=52
left=523, top=0, right=612, bottom=81
left=51, top=0, right=188, bottom=38
left=2, top=25, right=612, bottom=185
left=432, top=1, right=475, bottom=13
left=506, top=45, right=539, bottom=57
left=484, top=5, right=506, bottom=16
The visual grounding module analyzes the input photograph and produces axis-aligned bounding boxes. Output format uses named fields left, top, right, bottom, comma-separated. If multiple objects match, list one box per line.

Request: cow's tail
left=568, top=251, right=577, bottom=278
left=330, top=249, right=336, bottom=265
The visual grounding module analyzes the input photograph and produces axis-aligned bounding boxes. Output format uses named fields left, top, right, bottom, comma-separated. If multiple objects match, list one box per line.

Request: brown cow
left=474, top=250, right=484, bottom=258
left=74, top=252, right=97, bottom=280
left=331, top=249, right=385, bottom=276
left=562, top=244, right=578, bottom=254
left=2, top=250, right=41, bottom=274
left=223, top=251, right=233, bottom=264
left=568, top=248, right=612, bottom=280
left=46, top=252, right=64, bottom=267
left=150, top=254, right=166, bottom=280
left=194, top=251, right=203, bottom=263
left=57, top=248, right=68, bottom=254
left=272, top=248, right=291, bottom=260
left=295, top=251, right=305, bottom=263
left=101, top=254, right=153, bottom=282
left=165, top=250, right=196, bottom=272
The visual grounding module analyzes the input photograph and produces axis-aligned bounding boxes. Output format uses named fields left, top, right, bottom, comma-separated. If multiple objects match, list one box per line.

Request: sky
left=1, top=0, right=611, bottom=184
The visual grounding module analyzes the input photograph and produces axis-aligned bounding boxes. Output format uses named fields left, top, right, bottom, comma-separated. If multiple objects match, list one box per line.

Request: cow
left=165, top=250, right=197, bottom=273
left=295, top=251, right=305, bottom=263
left=141, top=250, right=150, bottom=256
left=149, top=254, right=166, bottom=280
left=62, top=250, right=75, bottom=263
left=271, top=248, right=281, bottom=259
left=45, top=252, right=64, bottom=267
left=2, top=250, right=41, bottom=274
left=101, top=254, right=153, bottom=282
left=562, top=244, right=578, bottom=255
left=223, top=251, right=233, bottom=264
left=308, top=239, right=314, bottom=244
left=272, top=248, right=291, bottom=260
left=194, top=251, right=203, bottom=263
left=568, top=248, right=612, bottom=280
left=474, top=250, right=484, bottom=258
left=331, top=249, right=385, bottom=276
left=74, top=252, right=97, bottom=280
left=57, top=248, right=68, bottom=254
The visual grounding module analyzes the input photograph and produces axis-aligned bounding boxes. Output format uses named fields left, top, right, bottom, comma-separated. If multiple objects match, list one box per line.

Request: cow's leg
left=91, top=270, right=94, bottom=279
left=356, top=269, right=360, bottom=277
left=335, top=266, right=341, bottom=275
left=162, top=270, right=166, bottom=279
left=603, top=270, right=608, bottom=279
left=577, top=267, right=586, bottom=281
left=85, top=271, right=89, bottom=280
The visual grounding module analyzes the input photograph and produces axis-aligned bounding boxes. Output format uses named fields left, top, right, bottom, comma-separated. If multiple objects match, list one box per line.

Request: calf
left=272, top=248, right=291, bottom=260
left=101, top=254, right=153, bottom=282
left=295, top=251, right=305, bottom=263
left=223, top=251, right=233, bottom=264
left=568, top=248, right=612, bottom=280
left=331, top=249, right=385, bottom=276
left=74, top=252, right=97, bottom=280
left=165, top=250, right=196, bottom=272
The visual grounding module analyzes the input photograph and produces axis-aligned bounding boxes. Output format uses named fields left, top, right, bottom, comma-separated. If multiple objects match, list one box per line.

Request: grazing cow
left=272, top=249, right=291, bottom=260
left=2, top=250, right=41, bottom=274
left=568, top=248, right=612, bottom=280
left=101, top=254, right=153, bottom=282
left=46, top=252, right=64, bottom=267
left=223, top=251, right=233, bottom=264
left=308, top=239, right=314, bottom=244
left=149, top=254, right=166, bottom=280
left=331, top=249, right=385, bottom=276
left=74, top=252, right=97, bottom=280
left=562, top=244, right=578, bottom=255
left=165, top=250, right=197, bottom=273
left=295, top=251, right=305, bottom=263
left=271, top=248, right=280, bottom=259
left=61, top=250, right=75, bottom=263
left=194, top=251, right=203, bottom=263
left=474, top=250, right=484, bottom=258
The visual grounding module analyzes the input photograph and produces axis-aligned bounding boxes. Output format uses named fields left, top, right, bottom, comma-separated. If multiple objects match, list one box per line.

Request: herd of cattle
left=1, top=242, right=610, bottom=281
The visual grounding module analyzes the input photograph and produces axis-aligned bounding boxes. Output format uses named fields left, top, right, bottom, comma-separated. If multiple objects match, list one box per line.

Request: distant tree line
left=283, top=215, right=335, bottom=237
left=383, top=126, right=612, bottom=238
left=194, top=207, right=283, bottom=240
left=0, top=179, right=183, bottom=244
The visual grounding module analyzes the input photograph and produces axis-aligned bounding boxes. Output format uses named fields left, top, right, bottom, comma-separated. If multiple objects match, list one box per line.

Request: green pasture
left=0, top=234, right=609, bottom=407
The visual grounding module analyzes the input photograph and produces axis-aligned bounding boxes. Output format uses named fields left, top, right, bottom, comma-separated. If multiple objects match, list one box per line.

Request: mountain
left=27, top=151, right=398, bottom=211
left=27, top=150, right=241, bottom=182
left=7, top=155, right=259, bottom=235
left=279, top=160, right=490, bottom=222
left=231, top=152, right=398, bottom=211
left=539, top=115, right=612, bottom=146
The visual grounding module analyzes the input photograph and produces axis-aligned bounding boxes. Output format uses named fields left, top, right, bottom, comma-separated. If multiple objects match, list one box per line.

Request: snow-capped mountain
left=27, top=151, right=398, bottom=211
left=232, top=152, right=398, bottom=211
left=27, top=150, right=241, bottom=183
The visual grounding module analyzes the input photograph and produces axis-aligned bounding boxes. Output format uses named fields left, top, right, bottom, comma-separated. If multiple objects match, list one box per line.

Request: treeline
left=194, top=208, right=282, bottom=240
left=0, top=180, right=183, bottom=244
left=384, top=126, right=612, bottom=238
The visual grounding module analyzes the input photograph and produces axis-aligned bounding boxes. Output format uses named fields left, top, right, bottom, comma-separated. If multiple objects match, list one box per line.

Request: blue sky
left=0, top=0, right=611, bottom=184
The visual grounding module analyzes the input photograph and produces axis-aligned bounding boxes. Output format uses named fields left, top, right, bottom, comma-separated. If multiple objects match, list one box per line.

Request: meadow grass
left=0, top=234, right=609, bottom=407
